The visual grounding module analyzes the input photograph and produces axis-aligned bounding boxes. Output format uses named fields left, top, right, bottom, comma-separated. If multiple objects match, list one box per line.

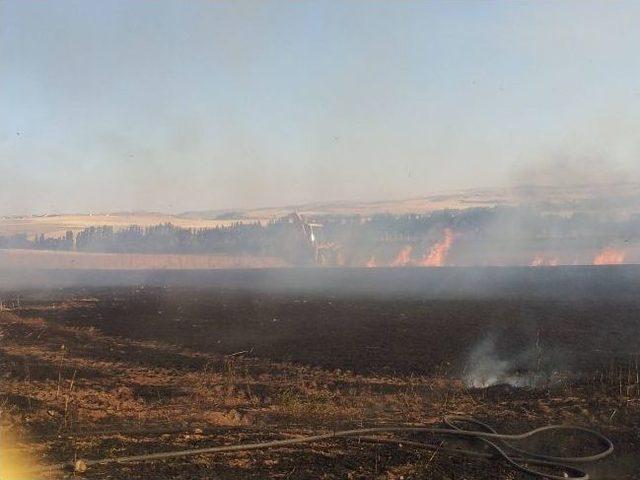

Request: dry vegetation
left=0, top=250, right=287, bottom=270
left=1, top=282, right=639, bottom=479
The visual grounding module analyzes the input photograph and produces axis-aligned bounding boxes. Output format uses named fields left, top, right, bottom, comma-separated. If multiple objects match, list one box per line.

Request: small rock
left=74, top=459, right=88, bottom=473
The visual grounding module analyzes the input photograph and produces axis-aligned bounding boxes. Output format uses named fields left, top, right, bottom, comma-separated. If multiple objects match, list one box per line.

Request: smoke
left=404, top=157, right=637, bottom=268
left=463, top=334, right=558, bottom=389
left=511, top=156, right=629, bottom=190
left=506, top=146, right=640, bottom=219
left=463, top=336, right=512, bottom=387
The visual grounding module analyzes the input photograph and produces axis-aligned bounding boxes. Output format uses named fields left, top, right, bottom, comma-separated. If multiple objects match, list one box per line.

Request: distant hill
left=2, top=183, right=639, bottom=238
left=179, top=182, right=640, bottom=219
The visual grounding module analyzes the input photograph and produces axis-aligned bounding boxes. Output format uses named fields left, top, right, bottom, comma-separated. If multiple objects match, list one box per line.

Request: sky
left=1, top=0, right=640, bottom=215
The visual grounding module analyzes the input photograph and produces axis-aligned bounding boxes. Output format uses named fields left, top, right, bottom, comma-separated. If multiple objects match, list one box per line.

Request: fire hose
left=33, top=415, right=613, bottom=479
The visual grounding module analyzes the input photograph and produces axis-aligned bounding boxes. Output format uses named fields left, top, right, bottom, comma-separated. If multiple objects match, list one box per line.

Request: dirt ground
left=1, top=270, right=639, bottom=479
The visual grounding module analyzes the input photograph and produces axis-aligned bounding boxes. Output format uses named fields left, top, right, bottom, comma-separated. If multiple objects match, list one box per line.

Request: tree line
left=0, top=208, right=638, bottom=259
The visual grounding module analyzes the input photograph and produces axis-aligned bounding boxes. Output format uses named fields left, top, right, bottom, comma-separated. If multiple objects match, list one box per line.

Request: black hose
left=33, top=416, right=613, bottom=479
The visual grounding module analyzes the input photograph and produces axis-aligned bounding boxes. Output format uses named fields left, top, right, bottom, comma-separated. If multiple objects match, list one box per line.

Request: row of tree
left=0, top=231, right=74, bottom=251
left=0, top=208, right=638, bottom=261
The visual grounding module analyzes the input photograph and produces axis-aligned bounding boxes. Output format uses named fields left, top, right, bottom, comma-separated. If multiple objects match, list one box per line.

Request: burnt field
left=1, top=267, right=640, bottom=479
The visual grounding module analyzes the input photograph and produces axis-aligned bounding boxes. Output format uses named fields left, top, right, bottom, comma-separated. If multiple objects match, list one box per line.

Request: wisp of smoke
left=464, top=336, right=511, bottom=387
left=463, top=335, right=551, bottom=388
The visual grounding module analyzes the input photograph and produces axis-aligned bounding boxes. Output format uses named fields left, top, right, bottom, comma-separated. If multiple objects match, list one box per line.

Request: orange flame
left=365, top=256, right=377, bottom=268
left=391, top=245, right=413, bottom=267
left=418, top=229, right=455, bottom=267
left=593, top=248, right=625, bottom=265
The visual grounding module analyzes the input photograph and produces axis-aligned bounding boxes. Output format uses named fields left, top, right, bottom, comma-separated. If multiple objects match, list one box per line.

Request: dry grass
left=0, top=249, right=288, bottom=270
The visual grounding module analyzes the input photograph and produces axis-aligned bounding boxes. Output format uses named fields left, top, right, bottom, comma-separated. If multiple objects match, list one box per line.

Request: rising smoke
left=463, top=333, right=563, bottom=389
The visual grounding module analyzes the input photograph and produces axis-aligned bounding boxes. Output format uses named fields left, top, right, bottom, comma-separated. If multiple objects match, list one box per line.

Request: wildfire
left=365, top=256, right=377, bottom=268
left=593, top=248, right=625, bottom=265
left=390, top=245, right=413, bottom=267
left=530, top=256, right=559, bottom=267
left=418, top=229, right=455, bottom=267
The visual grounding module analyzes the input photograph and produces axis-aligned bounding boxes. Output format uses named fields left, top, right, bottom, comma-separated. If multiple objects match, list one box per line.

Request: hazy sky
left=2, top=1, right=640, bottom=215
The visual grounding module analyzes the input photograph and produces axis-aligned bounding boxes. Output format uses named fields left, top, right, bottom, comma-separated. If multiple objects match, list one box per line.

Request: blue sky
left=1, top=1, right=639, bottom=215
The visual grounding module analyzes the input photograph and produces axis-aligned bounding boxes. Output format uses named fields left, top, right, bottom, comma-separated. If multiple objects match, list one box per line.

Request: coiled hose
left=34, top=416, right=613, bottom=479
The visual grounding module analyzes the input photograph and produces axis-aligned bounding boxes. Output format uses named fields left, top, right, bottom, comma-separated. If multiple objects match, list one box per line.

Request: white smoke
left=463, top=335, right=551, bottom=388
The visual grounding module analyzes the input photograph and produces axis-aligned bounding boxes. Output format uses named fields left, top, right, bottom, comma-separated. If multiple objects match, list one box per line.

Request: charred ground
left=1, top=267, right=639, bottom=479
